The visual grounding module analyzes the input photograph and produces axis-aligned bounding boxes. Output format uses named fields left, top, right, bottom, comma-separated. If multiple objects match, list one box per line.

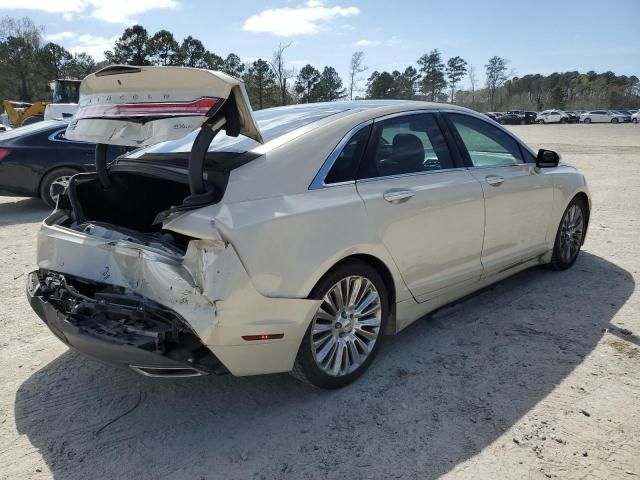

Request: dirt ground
left=0, top=123, right=639, bottom=480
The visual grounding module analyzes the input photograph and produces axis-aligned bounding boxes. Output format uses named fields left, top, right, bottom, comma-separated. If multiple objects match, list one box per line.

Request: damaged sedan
left=27, top=65, right=590, bottom=388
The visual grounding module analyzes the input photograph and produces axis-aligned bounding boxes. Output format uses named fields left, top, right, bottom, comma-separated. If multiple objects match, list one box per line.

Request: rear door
left=445, top=112, right=554, bottom=276
left=355, top=112, right=485, bottom=302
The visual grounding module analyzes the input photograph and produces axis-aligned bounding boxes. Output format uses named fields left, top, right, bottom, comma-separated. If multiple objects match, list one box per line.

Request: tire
left=633, top=118, right=638, bottom=124
left=39, top=167, right=78, bottom=209
left=583, top=118, right=591, bottom=124
left=536, top=119, right=544, bottom=124
left=611, top=118, right=618, bottom=124
left=560, top=117, right=567, bottom=124
left=547, top=197, right=588, bottom=271
left=291, top=260, right=389, bottom=388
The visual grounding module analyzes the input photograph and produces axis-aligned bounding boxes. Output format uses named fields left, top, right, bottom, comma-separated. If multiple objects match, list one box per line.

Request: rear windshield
left=127, top=103, right=349, bottom=158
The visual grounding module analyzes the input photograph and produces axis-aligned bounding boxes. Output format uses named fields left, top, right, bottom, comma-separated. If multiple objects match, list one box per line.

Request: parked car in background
left=499, top=112, right=525, bottom=125
left=484, top=112, right=503, bottom=122
left=536, top=110, right=569, bottom=124
left=0, top=120, right=122, bottom=207
left=564, top=111, right=580, bottom=123
left=613, top=111, right=632, bottom=122
left=27, top=65, right=591, bottom=388
left=580, top=110, right=628, bottom=123
left=632, top=111, right=639, bottom=123
left=506, top=111, right=536, bottom=124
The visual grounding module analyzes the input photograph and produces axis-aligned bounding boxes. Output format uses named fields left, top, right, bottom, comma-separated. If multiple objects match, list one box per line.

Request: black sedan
left=499, top=112, right=526, bottom=125
left=0, top=120, right=122, bottom=207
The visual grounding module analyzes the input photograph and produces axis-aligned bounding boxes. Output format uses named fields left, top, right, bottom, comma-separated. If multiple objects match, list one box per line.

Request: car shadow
left=0, top=197, right=50, bottom=226
left=14, top=251, right=634, bottom=480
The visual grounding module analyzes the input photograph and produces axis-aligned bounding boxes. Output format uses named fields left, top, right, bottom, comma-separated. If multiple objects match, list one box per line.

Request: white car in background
left=27, top=66, right=591, bottom=388
left=580, top=110, right=627, bottom=123
left=535, top=110, right=569, bottom=124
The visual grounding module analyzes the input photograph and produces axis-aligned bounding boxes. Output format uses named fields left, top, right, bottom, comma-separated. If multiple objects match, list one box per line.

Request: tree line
left=1, top=15, right=638, bottom=112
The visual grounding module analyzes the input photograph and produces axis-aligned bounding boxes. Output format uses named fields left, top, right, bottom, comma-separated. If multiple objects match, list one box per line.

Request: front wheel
left=583, top=118, right=592, bottom=124
left=548, top=198, right=587, bottom=270
left=291, top=261, right=388, bottom=388
left=611, top=118, right=619, bottom=124
left=633, top=118, right=638, bottom=124
left=536, top=119, right=544, bottom=124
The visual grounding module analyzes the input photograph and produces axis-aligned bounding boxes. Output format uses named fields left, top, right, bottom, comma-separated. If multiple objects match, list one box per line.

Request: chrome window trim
left=356, top=166, right=469, bottom=184
left=308, top=120, right=372, bottom=190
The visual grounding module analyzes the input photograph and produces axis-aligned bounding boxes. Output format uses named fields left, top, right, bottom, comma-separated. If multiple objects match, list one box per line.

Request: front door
left=356, top=112, right=485, bottom=301
left=445, top=113, right=554, bottom=276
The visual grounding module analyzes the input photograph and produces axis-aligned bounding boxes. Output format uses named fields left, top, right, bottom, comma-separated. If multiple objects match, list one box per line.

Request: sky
left=0, top=0, right=638, bottom=93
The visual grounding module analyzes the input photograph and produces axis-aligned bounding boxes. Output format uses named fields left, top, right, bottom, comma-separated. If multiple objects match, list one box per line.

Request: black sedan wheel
left=548, top=197, right=587, bottom=270
left=39, top=167, right=78, bottom=209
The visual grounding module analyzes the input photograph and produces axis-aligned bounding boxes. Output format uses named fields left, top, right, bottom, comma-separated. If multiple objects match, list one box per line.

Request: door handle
left=486, top=175, right=505, bottom=186
left=383, top=189, right=415, bottom=203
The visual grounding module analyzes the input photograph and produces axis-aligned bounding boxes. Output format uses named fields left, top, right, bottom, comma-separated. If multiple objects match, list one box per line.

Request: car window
left=448, top=113, right=522, bottom=167
left=324, top=125, right=371, bottom=184
left=358, top=113, right=453, bottom=179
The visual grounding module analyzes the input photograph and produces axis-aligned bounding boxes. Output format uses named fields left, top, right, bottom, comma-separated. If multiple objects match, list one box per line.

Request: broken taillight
left=74, top=97, right=219, bottom=120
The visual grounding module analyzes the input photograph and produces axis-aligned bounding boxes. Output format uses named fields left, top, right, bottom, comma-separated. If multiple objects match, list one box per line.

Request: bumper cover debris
left=27, top=270, right=228, bottom=376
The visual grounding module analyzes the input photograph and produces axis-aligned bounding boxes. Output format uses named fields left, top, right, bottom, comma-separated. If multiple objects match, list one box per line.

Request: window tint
left=358, top=113, right=453, bottom=179
left=324, top=125, right=371, bottom=184
left=449, top=114, right=522, bottom=167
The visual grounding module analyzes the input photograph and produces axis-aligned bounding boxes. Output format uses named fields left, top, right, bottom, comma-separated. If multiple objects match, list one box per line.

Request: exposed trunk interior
left=60, top=171, right=203, bottom=254
left=75, top=172, right=190, bottom=233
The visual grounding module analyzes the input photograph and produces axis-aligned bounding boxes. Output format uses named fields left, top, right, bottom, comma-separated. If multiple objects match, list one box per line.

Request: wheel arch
left=572, top=191, right=591, bottom=244
left=307, top=253, right=400, bottom=335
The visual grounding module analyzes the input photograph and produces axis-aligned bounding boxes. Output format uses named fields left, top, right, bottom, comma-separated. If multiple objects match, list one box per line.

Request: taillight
left=0, top=149, right=11, bottom=161
left=74, top=97, right=219, bottom=120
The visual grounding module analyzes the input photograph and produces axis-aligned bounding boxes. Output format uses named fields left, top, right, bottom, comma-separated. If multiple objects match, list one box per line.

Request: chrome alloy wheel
left=559, top=204, right=584, bottom=263
left=49, top=175, right=72, bottom=204
left=311, top=276, right=382, bottom=377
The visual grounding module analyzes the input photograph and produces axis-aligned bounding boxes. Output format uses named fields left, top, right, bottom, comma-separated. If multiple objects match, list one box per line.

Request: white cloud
left=355, top=39, right=382, bottom=46
left=243, top=0, right=359, bottom=37
left=0, top=0, right=178, bottom=25
left=354, top=37, right=401, bottom=47
left=45, top=31, right=77, bottom=41
left=69, top=34, right=118, bottom=60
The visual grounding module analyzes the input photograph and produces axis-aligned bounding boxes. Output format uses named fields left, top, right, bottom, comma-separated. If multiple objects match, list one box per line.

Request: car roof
left=128, top=100, right=460, bottom=157
left=0, top=120, right=67, bottom=141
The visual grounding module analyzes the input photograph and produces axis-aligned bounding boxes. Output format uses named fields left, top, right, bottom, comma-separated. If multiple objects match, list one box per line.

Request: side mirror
left=536, top=149, right=560, bottom=168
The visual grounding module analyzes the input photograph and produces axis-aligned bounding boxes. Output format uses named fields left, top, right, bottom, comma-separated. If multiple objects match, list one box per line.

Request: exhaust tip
left=129, top=365, right=206, bottom=378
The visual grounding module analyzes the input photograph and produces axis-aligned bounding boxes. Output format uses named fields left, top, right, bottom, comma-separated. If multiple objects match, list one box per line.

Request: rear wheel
left=291, top=260, right=388, bottom=388
left=39, top=167, right=78, bottom=209
left=560, top=117, right=567, bottom=124
left=548, top=197, right=587, bottom=270
left=536, top=119, right=544, bottom=124
left=633, top=118, right=638, bottom=124
left=611, top=118, right=618, bottom=124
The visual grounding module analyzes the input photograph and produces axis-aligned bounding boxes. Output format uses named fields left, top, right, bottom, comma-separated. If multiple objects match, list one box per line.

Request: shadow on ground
left=14, top=252, right=634, bottom=480
left=0, top=197, right=50, bottom=226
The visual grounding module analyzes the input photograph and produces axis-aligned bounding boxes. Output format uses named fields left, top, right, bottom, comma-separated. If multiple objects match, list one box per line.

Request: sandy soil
left=0, top=123, right=639, bottom=480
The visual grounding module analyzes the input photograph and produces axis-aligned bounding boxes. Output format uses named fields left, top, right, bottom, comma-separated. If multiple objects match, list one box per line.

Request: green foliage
left=418, top=49, right=447, bottom=101
left=316, top=66, right=346, bottom=102
left=148, top=29, right=179, bottom=66
left=295, top=64, right=321, bottom=103
left=446, top=56, right=467, bottom=103
left=106, top=25, right=150, bottom=66
left=243, top=59, right=277, bottom=110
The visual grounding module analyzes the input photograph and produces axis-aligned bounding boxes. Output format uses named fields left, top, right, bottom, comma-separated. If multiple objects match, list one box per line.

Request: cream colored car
left=27, top=66, right=591, bottom=388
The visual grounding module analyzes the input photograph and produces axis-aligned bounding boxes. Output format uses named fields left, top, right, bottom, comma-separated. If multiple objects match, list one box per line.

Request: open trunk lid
left=65, top=65, right=263, bottom=147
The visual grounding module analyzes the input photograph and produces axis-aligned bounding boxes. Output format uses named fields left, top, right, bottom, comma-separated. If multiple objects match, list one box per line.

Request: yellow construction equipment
left=2, top=79, right=82, bottom=128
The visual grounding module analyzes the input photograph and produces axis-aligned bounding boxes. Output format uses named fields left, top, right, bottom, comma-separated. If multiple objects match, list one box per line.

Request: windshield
left=0, top=120, right=66, bottom=140
left=127, top=103, right=351, bottom=158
